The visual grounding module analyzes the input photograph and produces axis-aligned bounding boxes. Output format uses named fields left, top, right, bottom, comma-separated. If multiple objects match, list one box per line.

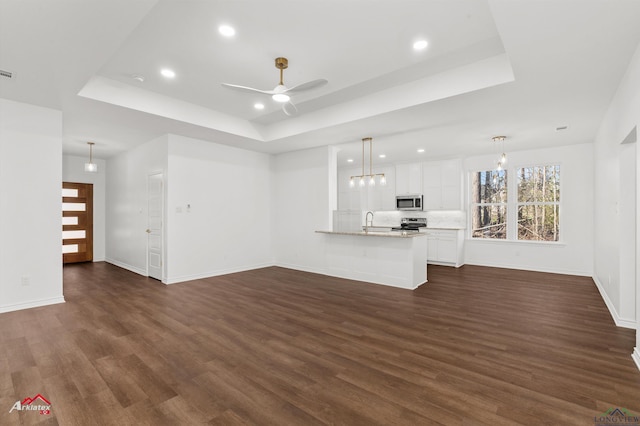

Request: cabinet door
left=422, top=161, right=442, bottom=187
left=426, top=234, right=438, bottom=262
left=396, top=163, right=422, bottom=195
left=423, top=187, right=442, bottom=210
left=367, top=185, right=382, bottom=211
left=338, top=167, right=356, bottom=192
left=436, top=232, right=457, bottom=262
left=408, top=163, right=423, bottom=194
left=421, top=160, right=463, bottom=211
left=440, top=160, right=460, bottom=183
left=440, top=160, right=462, bottom=210
left=376, top=165, right=396, bottom=210
left=422, top=161, right=441, bottom=209
left=441, top=186, right=461, bottom=210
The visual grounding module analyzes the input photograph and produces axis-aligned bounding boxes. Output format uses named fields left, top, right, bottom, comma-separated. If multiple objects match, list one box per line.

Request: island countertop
left=316, top=229, right=428, bottom=289
left=315, top=230, right=426, bottom=238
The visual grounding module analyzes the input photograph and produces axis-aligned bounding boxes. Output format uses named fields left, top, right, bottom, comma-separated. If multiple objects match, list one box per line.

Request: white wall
left=165, top=134, right=273, bottom=283
left=62, top=155, right=107, bottom=261
left=594, top=39, right=640, bottom=331
left=0, top=98, right=64, bottom=313
left=463, top=143, right=594, bottom=277
left=273, top=146, right=335, bottom=273
left=620, top=142, right=636, bottom=325
left=105, top=135, right=168, bottom=276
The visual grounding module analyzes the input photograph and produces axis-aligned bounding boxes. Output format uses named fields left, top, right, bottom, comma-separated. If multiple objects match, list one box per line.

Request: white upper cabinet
left=338, top=165, right=395, bottom=211
left=338, top=167, right=362, bottom=211
left=366, top=165, right=395, bottom=211
left=395, top=162, right=422, bottom=195
left=339, top=159, right=462, bottom=211
left=422, top=159, right=462, bottom=210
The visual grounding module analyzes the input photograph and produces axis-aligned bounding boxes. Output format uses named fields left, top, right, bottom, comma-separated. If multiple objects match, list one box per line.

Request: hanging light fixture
left=492, top=135, right=507, bottom=168
left=84, top=142, right=98, bottom=173
left=349, top=137, right=386, bottom=188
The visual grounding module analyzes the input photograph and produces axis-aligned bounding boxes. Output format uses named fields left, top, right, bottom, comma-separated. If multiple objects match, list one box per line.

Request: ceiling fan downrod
left=275, top=57, right=288, bottom=85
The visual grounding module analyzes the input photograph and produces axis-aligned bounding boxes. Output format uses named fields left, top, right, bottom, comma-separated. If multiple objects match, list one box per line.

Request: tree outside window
left=471, top=170, right=507, bottom=239
left=517, top=165, right=560, bottom=241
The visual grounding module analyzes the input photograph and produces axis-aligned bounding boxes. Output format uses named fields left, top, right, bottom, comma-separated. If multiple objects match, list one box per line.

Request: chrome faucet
left=365, top=211, right=374, bottom=233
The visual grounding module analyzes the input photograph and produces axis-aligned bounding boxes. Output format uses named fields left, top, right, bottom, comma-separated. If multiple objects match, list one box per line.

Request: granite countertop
left=316, top=230, right=426, bottom=238
left=425, top=226, right=466, bottom=230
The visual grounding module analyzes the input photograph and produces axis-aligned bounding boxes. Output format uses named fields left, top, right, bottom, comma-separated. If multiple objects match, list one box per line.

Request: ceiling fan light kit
left=221, top=57, right=327, bottom=116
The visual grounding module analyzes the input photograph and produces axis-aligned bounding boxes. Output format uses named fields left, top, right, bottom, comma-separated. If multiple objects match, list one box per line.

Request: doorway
left=62, top=182, right=93, bottom=263
left=147, top=173, right=163, bottom=280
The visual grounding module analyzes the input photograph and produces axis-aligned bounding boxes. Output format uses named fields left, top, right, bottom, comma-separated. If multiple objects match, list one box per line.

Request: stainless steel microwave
left=396, top=194, right=423, bottom=211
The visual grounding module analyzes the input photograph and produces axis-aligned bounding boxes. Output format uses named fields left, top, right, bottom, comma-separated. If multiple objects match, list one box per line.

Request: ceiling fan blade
left=282, top=101, right=298, bottom=116
left=284, top=79, right=328, bottom=94
left=221, top=83, right=275, bottom=95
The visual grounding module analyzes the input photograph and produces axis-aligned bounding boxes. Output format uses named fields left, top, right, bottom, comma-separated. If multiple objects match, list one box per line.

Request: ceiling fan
left=221, top=57, right=328, bottom=116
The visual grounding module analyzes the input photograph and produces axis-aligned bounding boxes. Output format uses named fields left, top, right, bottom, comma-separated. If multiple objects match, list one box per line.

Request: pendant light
left=84, top=142, right=98, bottom=173
left=492, top=136, right=507, bottom=169
left=349, top=137, right=386, bottom=188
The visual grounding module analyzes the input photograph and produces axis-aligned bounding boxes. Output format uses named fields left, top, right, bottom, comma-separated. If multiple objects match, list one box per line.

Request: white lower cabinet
left=425, top=229, right=464, bottom=267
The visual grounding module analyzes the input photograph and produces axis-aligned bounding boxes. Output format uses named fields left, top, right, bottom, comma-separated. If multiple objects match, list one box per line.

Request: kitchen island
left=316, top=230, right=427, bottom=290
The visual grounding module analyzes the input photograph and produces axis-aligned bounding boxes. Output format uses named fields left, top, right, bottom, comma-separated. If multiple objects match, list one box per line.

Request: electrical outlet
left=21, top=275, right=30, bottom=286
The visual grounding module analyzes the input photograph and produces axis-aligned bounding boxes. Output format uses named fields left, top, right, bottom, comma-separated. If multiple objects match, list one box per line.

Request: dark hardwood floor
left=1, top=262, right=639, bottom=425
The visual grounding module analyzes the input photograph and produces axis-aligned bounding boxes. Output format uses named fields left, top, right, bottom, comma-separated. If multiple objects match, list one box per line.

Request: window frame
left=468, top=169, right=508, bottom=240
left=514, top=163, right=561, bottom=243
left=468, top=162, right=563, bottom=244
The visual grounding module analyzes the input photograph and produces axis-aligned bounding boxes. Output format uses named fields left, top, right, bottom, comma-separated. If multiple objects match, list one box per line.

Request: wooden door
left=62, top=182, right=93, bottom=263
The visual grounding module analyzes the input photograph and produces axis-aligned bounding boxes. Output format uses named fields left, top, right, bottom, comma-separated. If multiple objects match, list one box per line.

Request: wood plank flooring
left=1, top=262, right=639, bottom=425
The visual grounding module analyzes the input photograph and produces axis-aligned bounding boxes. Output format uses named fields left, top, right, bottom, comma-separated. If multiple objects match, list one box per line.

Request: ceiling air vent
left=0, top=69, right=13, bottom=79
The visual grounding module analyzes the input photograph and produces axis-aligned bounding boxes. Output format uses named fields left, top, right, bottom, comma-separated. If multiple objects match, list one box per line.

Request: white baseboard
left=632, top=348, right=640, bottom=372
left=105, top=258, right=147, bottom=277
left=0, top=296, right=65, bottom=314
left=463, top=260, right=592, bottom=277
left=273, top=262, right=327, bottom=277
left=592, top=275, right=636, bottom=329
left=275, top=262, right=427, bottom=290
left=164, top=262, right=275, bottom=285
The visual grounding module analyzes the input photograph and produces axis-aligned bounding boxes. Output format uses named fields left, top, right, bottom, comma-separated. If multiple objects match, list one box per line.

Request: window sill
left=465, top=238, right=566, bottom=248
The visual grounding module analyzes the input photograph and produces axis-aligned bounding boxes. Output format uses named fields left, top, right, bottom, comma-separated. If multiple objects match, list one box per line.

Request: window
left=470, top=170, right=507, bottom=239
left=470, top=164, right=561, bottom=242
left=517, top=165, right=560, bottom=241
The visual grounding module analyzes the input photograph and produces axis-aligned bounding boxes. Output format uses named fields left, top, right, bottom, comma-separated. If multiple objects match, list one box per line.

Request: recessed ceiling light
left=413, top=40, right=428, bottom=51
left=417, top=148, right=425, bottom=153
left=254, top=103, right=265, bottom=110
left=160, top=68, right=176, bottom=79
left=347, top=159, right=354, bottom=163
left=218, top=25, right=235, bottom=37
left=379, top=154, right=386, bottom=158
